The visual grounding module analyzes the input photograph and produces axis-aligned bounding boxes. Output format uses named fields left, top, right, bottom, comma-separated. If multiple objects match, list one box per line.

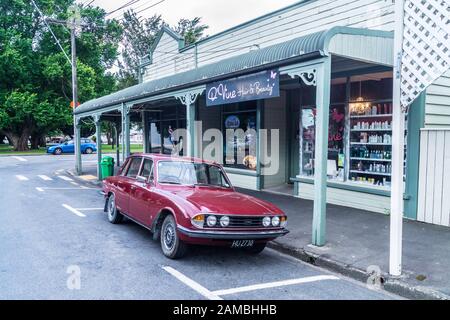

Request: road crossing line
left=62, top=204, right=86, bottom=218
left=58, top=175, right=73, bottom=181
left=36, top=187, right=44, bottom=192
left=38, top=175, right=53, bottom=181
left=12, top=156, right=27, bottom=162
left=162, top=266, right=223, bottom=301
left=15, top=175, right=29, bottom=181
left=211, top=275, right=340, bottom=296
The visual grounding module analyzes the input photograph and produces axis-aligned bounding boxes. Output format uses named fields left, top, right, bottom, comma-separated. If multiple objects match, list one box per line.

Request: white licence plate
left=231, top=240, right=255, bottom=248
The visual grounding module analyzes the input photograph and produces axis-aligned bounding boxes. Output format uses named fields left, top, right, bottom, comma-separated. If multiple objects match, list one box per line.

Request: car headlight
left=262, top=217, right=272, bottom=227
left=272, top=216, right=280, bottom=227
left=191, top=214, right=205, bottom=229
left=220, top=216, right=230, bottom=227
left=206, top=215, right=217, bottom=227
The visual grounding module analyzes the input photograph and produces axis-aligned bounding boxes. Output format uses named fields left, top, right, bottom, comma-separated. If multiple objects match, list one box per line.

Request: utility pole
left=67, top=5, right=82, bottom=175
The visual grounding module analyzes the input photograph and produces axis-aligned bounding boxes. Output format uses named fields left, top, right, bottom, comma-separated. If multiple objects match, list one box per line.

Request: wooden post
left=312, top=58, right=331, bottom=247
left=390, top=0, right=406, bottom=277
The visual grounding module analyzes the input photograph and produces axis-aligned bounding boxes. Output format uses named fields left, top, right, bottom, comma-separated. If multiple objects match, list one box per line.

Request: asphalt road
left=0, top=154, right=401, bottom=300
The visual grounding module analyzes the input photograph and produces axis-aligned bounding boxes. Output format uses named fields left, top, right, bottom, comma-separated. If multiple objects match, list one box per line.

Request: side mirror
left=136, top=176, right=147, bottom=184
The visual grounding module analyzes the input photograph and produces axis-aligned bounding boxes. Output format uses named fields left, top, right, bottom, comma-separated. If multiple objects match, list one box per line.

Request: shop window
left=298, top=73, right=402, bottom=190
left=222, top=102, right=258, bottom=171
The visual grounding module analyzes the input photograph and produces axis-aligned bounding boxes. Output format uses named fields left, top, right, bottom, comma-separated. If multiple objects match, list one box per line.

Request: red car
left=102, top=154, right=289, bottom=259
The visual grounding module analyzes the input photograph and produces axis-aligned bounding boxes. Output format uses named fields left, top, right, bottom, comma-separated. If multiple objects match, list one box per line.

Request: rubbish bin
left=101, top=156, right=115, bottom=180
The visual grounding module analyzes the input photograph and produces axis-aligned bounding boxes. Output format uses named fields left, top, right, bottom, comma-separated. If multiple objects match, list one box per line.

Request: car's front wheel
left=85, top=147, right=93, bottom=154
left=53, top=148, right=62, bottom=155
left=160, top=215, right=187, bottom=259
left=107, top=194, right=123, bottom=224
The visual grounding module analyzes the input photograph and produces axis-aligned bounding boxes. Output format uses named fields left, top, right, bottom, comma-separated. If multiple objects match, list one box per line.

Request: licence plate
left=231, top=240, right=255, bottom=248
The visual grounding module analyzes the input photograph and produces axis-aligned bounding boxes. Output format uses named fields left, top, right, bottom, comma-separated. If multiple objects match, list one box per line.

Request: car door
left=64, top=141, right=75, bottom=153
left=129, top=159, right=155, bottom=226
left=115, top=157, right=143, bottom=215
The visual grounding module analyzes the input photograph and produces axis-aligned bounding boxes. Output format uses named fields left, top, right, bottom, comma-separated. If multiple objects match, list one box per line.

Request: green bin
left=101, top=156, right=115, bottom=179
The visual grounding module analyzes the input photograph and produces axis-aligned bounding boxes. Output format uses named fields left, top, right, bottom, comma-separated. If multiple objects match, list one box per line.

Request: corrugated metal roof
left=75, top=27, right=392, bottom=116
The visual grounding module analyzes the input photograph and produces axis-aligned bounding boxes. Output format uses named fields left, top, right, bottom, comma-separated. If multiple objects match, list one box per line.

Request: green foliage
left=0, top=0, right=123, bottom=150
left=118, top=10, right=208, bottom=88
left=175, top=17, right=209, bottom=46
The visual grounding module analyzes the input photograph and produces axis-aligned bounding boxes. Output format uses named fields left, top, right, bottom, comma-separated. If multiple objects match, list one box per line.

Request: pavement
left=0, top=154, right=400, bottom=300
left=64, top=154, right=450, bottom=300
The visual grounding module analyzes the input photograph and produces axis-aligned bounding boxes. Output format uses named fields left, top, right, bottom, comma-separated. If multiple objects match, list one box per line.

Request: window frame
left=125, top=157, right=144, bottom=179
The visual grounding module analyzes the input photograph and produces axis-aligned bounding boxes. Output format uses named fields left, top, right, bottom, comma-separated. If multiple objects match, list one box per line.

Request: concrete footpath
left=68, top=164, right=450, bottom=300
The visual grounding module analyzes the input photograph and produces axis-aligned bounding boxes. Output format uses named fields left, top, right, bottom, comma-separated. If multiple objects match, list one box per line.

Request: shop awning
left=74, top=26, right=393, bottom=117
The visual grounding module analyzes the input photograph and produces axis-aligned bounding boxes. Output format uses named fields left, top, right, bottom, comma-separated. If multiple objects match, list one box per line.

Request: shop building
left=74, top=0, right=450, bottom=228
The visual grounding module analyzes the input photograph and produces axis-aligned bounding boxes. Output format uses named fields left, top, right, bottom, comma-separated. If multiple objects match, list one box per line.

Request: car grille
left=204, top=215, right=265, bottom=228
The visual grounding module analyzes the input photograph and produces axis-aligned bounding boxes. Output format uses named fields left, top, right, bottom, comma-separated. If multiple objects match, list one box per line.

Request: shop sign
left=206, top=70, right=280, bottom=107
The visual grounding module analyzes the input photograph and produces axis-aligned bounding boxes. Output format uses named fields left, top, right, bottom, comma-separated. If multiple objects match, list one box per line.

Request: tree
left=118, top=11, right=208, bottom=88
left=175, top=17, right=208, bottom=46
left=0, top=0, right=122, bottom=151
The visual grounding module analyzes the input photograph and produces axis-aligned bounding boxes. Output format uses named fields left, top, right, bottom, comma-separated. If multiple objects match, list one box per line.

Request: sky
left=81, top=0, right=300, bottom=36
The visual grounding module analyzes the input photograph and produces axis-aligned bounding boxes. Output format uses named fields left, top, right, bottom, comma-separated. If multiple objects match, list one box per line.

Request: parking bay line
left=35, top=187, right=97, bottom=192
left=211, top=275, right=340, bottom=296
left=15, top=175, right=29, bottom=181
left=62, top=204, right=86, bottom=218
left=162, top=266, right=223, bottom=301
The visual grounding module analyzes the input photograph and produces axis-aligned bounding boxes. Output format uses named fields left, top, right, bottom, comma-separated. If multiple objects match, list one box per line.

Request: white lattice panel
left=401, top=0, right=450, bottom=108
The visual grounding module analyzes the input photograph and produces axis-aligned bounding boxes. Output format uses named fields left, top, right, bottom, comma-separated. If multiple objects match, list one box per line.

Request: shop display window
left=298, top=73, right=404, bottom=190
left=222, top=102, right=258, bottom=171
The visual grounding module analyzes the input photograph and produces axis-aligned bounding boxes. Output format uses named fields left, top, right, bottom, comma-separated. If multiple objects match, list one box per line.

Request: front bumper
left=177, top=225, right=289, bottom=240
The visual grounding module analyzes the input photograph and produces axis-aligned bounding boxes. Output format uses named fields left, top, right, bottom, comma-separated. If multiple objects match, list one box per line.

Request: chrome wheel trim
left=163, top=222, right=176, bottom=251
left=108, top=196, right=115, bottom=220
left=86, top=148, right=93, bottom=154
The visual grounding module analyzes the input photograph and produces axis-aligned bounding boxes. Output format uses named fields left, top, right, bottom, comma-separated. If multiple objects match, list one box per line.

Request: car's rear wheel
left=53, top=148, right=62, bottom=155
left=85, top=147, right=93, bottom=154
left=160, top=215, right=187, bottom=259
left=107, top=194, right=123, bottom=224
left=245, top=242, right=267, bottom=254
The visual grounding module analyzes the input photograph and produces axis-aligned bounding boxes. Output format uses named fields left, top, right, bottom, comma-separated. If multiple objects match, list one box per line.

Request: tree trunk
left=0, top=135, right=5, bottom=144
left=30, top=135, right=40, bottom=150
left=4, top=130, right=30, bottom=151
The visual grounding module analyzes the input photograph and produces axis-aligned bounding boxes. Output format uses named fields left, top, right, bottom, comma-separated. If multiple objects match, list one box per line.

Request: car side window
left=139, top=159, right=154, bottom=181
left=125, top=158, right=142, bottom=179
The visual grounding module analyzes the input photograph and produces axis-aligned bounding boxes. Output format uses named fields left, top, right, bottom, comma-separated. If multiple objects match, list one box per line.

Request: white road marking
left=162, top=266, right=223, bottom=301
left=37, top=187, right=96, bottom=190
left=15, top=175, right=29, bottom=181
left=211, top=275, right=340, bottom=296
left=36, top=187, right=44, bottom=192
left=12, top=156, right=27, bottom=162
left=38, top=175, right=52, bottom=181
left=70, top=182, right=79, bottom=186
left=58, top=175, right=73, bottom=181
left=76, top=208, right=104, bottom=211
left=62, top=204, right=86, bottom=218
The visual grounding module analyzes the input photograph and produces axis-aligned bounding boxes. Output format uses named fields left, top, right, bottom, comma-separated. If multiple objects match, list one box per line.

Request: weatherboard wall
left=142, top=0, right=396, bottom=82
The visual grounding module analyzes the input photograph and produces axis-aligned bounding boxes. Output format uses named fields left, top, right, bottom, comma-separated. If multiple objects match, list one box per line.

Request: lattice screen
left=401, top=0, right=450, bottom=109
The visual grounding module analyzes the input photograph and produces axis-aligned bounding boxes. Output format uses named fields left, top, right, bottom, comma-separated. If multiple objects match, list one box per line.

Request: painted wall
left=296, top=182, right=391, bottom=214
left=425, top=70, right=450, bottom=128
left=417, top=129, right=450, bottom=227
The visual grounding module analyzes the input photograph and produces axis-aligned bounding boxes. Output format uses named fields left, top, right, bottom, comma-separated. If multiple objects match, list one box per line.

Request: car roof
left=129, top=153, right=218, bottom=166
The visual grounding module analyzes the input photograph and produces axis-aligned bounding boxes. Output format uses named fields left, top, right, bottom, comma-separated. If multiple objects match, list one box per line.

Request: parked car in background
left=102, top=154, right=289, bottom=259
left=47, top=139, right=97, bottom=155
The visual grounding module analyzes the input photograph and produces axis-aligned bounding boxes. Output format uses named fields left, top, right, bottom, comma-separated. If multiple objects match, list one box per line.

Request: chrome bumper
left=177, top=225, right=289, bottom=240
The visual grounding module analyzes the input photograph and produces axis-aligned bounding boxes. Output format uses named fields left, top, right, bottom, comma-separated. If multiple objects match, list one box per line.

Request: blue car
left=47, top=139, right=97, bottom=155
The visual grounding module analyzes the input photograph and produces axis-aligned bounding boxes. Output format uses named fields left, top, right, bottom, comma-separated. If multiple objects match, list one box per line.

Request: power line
left=85, top=0, right=96, bottom=6
left=135, top=0, right=166, bottom=15
left=29, top=0, right=72, bottom=66
left=106, top=0, right=141, bottom=16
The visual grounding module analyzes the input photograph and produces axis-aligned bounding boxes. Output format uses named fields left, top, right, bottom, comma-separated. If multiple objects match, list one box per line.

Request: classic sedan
left=102, top=154, right=289, bottom=259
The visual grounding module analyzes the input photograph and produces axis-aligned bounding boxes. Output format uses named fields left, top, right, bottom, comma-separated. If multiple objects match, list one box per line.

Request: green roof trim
left=74, top=27, right=393, bottom=116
